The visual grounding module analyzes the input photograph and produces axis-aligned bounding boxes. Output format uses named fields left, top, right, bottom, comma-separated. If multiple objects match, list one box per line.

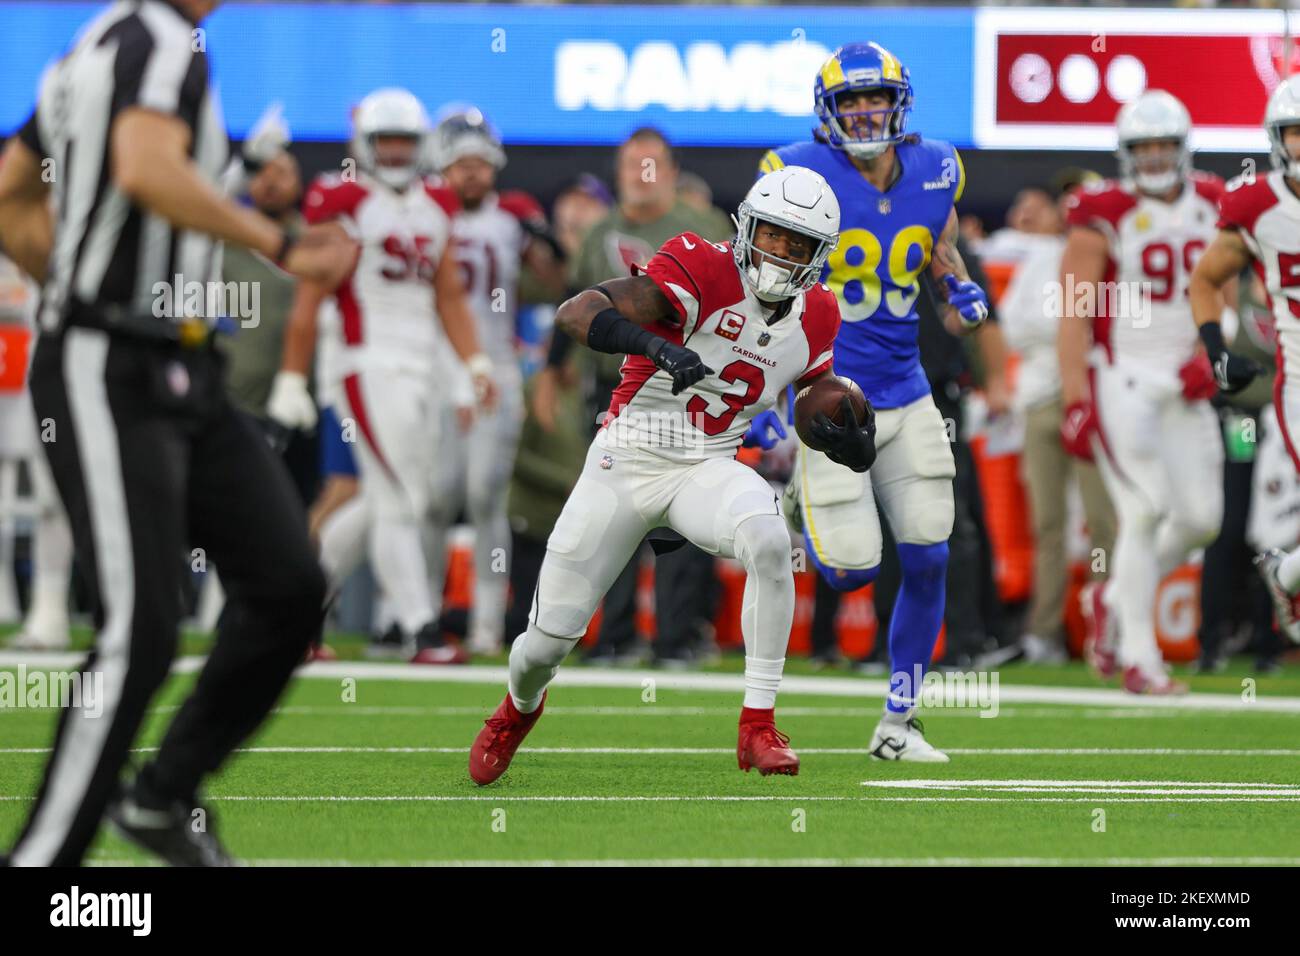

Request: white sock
left=1113, top=518, right=1162, bottom=670
left=743, top=657, right=784, bottom=709
left=370, top=517, right=435, bottom=635
left=734, top=516, right=795, bottom=709
left=318, top=496, right=369, bottom=592
left=508, top=625, right=573, bottom=713
left=423, top=515, right=451, bottom=626
left=26, top=506, right=72, bottom=635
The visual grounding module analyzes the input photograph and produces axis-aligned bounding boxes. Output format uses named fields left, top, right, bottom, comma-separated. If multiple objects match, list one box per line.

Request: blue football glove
left=942, top=273, right=989, bottom=330
left=742, top=408, right=788, bottom=450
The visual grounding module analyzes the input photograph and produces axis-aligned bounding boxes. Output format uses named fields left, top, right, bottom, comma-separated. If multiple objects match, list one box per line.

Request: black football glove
left=1210, top=350, right=1263, bottom=395
left=809, top=395, right=877, bottom=473
left=1199, top=320, right=1263, bottom=396
left=652, top=341, right=714, bottom=395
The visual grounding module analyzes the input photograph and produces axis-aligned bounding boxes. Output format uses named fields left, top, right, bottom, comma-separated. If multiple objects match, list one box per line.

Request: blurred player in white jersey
left=271, top=89, right=496, bottom=663
left=1058, top=91, right=1231, bottom=694
left=1190, top=75, right=1300, bottom=647
left=425, top=107, right=565, bottom=655
left=0, top=253, right=72, bottom=650
left=468, top=166, right=879, bottom=784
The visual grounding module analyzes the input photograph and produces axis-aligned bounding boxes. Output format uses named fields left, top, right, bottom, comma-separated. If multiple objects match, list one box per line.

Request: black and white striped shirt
left=20, top=0, right=229, bottom=332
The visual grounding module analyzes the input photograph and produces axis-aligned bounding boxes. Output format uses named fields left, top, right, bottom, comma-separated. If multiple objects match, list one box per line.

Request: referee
left=0, top=0, right=356, bottom=866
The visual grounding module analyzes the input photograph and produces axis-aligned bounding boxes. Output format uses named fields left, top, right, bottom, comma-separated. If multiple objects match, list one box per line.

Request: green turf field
left=3, top=645, right=1300, bottom=865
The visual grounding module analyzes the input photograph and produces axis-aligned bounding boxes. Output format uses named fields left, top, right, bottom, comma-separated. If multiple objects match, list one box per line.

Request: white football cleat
left=869, top=714, right=950, bottom=763
left=1254, top=549, right=1300, bottom=645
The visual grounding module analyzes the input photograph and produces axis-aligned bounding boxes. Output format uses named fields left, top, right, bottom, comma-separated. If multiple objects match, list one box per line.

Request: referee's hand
left=280, top=224, right=359, bottom=287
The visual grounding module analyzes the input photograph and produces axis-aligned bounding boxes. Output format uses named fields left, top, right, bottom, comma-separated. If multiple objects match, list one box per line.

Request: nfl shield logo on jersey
left=757, top=331, right=772, bottom=346
left=878, top=198, right=891, bottom=215
left=600, top=454, right=614, bottom=470
left=166, top=360, right=190, bottom=397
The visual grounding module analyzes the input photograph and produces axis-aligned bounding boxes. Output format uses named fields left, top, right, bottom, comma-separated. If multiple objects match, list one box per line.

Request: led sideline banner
left=973, top=7, right=1300, bottom=152
left=0, top=2, right=974, bottom=147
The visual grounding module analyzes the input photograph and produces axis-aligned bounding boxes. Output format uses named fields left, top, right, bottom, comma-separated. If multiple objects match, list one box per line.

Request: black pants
left=506, top=531, right=548, bottom=644
left=653, top=542, right=718, bottom=660
left=9, top=328, right=325, bottom=866
left=1198, top=427, right=1284, bottom=666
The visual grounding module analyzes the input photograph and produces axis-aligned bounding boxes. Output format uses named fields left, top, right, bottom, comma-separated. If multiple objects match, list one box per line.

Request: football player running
left=759, top=42, right=990, bottom=762
left=1058, top=91, right=1231, bottom=695
left=468, top=166, right=875, bottom=784
left=1189, top=76, right=1300, bottom=646
left=426, top=106, right=565, bottom=656
left=271, top=88, right=496, bottom=663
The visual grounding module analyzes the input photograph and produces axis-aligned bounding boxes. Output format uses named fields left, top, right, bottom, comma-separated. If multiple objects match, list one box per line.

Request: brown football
left=794, top=375, right=868, bottom=450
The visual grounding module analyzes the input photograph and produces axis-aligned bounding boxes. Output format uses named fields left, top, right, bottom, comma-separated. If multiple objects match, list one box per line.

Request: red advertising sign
left=974, top=8, right=1298, bottom=150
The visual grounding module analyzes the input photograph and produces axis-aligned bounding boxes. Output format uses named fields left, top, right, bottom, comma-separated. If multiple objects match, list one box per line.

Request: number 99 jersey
left=759, top=137, right=964, bottom=409
left=1063, top=171, right=1223, bottom=372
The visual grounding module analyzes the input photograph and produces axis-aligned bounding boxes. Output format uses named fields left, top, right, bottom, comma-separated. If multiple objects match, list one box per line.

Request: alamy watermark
left=0, top=664, right=105, bottom=718
left=1045, top=275, right=1156, bottom=329
left=889, top=664, right=1000, bottom=718
left=152, top=274, right=261, bottom=328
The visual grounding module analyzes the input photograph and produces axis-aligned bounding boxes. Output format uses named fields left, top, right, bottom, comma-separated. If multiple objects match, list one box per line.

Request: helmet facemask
left=363, top=133, right=424, bottom=191
left=1267, top=122, right=1300, bottom=182
left=732, top=205, right=835, bottom=303
left=819, top=84, right=911, bottom=160
left=1117, top=137, right=1189, bottom=196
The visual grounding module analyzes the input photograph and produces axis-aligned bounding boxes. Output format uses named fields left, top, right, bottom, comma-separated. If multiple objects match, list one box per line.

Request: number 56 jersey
left=599, top=232, right=841, bottom=462
left=303, top=171, right=460, bottom=377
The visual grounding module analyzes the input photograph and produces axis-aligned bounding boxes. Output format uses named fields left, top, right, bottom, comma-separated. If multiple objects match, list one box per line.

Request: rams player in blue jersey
left=754, top=42, right=991, bottom=762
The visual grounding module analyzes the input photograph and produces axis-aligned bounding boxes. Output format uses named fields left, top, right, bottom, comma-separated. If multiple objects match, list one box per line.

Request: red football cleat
left=303, top=642, right=338, bottom=663
left=737, top=707, right=799, bottom=776
left=469, top=693, right=546, bottom=785
left=411, top=642, right=469, bottom=665
left=1122, top=666, right=1188, bottom=697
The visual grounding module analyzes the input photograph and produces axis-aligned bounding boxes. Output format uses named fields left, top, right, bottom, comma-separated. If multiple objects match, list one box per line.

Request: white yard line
left=6, top=792, right=1299, bottom=804
left=2, top=652, right=1298, bottom=712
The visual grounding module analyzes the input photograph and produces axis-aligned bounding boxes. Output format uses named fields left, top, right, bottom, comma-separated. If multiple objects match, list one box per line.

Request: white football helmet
left=433, top=105, right=506, bottom=171
left=732, top=166, right=840, bottom=303
left=1266, top=75, right=1300, bottom=182
left=1115, top=90, right=1191, bottom=195
left=351, top=88, right=431, bottom=191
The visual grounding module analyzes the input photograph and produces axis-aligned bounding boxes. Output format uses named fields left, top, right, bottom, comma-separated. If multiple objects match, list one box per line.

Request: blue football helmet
left=813, top=42, right=913, bottom=160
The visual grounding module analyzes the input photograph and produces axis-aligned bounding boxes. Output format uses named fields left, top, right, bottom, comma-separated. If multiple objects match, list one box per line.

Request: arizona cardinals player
left=1057, top=90, right=1233, bottom=695
left=270, top=88, right=495, bottom=663
left=425, top=106, right=565, bottom=656
left=467, top=165, right=876, bottom=785
left=1190, top=75, right=1300, bottom=646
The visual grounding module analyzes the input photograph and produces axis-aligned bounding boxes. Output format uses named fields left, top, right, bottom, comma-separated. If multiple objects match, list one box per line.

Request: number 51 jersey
left=599, top=232, right=841, bottom=462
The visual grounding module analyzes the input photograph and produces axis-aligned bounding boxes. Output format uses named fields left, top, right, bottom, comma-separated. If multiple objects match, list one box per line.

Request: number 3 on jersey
left=826, top=226, right=934, bottom=322
left=686, top=360, right=765, bottom=436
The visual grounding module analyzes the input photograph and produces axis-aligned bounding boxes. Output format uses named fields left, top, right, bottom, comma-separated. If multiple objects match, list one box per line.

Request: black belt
left=63, top=300, right=221, bottom=350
